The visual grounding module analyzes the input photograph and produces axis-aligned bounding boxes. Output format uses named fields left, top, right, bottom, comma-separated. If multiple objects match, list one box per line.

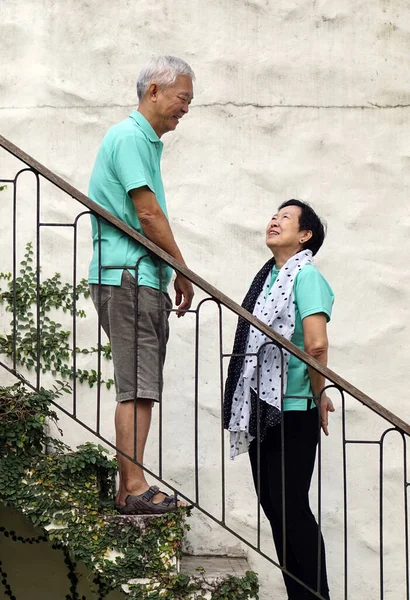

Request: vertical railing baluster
left=132, top=256, right=146, bottom=466
left=133, top=262, right=139, bottom=463
left=279, top=346, right=287, bottom=573
left=35, top=172, right=41, bottom=390
left=73, top=211, right=92, bottom=418
left=404, top=434, right=410, bottom=600
left=72, top=218, right=79, bottom=418
left=12, top=177, right=17, bottom=372
left=317, top=390, right=323, bottom=596
left=256, top=347, right=261, bottom=551
left=379, top=436, right=384, bottom=600
left=194, top=306, right=200, bottom=505
left=158, top=261, right=164, bottom=481
left=11, top=169, right=35, bottom=375
left=96, top=216, right=103, bottom=435
left=341, top=391, right=348, bottom=600
left=217, top=302, right=226, bottom=524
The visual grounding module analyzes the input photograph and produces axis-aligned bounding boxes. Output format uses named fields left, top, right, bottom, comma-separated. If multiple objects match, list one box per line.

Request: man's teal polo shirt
left=88, top=110, right=173, bottom=291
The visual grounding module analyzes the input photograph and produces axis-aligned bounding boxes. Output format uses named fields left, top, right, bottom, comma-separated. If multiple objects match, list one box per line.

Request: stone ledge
left=105, top=512, right=176, bottom=528
left=180, top=554, right=251, bottom=578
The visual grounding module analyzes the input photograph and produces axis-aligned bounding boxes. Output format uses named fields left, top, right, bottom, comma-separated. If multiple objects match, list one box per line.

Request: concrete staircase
left=108, top=515, right=257, bottom=599
left=120, top=534, right=256, bottom=598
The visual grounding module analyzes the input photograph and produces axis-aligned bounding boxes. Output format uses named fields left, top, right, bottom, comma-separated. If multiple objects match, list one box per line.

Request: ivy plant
left=0, top=242, right=114, bottom=389
left=0, top=382, right=259, bottom=599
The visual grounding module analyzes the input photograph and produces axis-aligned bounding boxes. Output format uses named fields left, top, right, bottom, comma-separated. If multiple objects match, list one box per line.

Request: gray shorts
left=90, top=270, right=172, bottom=402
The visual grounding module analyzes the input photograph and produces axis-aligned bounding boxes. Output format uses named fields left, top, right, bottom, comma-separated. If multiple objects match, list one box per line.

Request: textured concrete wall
left=1, top=1, right=410, bottom=598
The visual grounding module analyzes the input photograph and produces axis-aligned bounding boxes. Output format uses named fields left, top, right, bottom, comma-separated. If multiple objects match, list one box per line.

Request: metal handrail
left=1, top=133, right=408, bottom=435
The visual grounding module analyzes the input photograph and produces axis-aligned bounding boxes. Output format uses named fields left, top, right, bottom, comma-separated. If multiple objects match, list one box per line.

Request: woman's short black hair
left=278, top=199, right=326, bottom=256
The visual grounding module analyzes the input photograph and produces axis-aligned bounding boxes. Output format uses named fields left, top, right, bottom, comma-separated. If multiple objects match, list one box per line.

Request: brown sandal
left=116, top=485, right=192, bottom=515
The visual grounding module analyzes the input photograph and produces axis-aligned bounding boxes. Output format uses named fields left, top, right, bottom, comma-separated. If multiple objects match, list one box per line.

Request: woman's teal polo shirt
left=268, top=264, right=334, bottom=411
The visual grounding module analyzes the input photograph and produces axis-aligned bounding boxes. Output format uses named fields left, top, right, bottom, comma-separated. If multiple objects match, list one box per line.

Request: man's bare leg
left=115, top=398, right=152, bottom=506
left=115, top=399, right=188, bottom=507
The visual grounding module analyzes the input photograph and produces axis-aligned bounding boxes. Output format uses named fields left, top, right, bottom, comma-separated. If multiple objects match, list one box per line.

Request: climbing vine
left=0, top=383, right=259, bottom=599
left=0, top=242, right=114, bottom=389
left=127, top=570, right=259, bottom=600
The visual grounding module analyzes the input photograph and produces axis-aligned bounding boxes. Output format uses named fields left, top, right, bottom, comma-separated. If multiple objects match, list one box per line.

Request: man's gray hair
left=136, top=55, right=195, bottom=101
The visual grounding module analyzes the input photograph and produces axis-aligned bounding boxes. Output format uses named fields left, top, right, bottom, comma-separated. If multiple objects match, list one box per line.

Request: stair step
left=180, top=555, right=251, bottom=578
left=122, top=556, right=256, bottom=598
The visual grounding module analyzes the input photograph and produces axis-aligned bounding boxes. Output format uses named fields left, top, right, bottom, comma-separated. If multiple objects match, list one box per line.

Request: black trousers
left=249, top=407, right=330, bottom=600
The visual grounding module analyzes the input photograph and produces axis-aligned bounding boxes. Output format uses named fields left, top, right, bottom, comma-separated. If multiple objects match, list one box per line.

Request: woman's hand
left=319, top=394, right=335, bottom=436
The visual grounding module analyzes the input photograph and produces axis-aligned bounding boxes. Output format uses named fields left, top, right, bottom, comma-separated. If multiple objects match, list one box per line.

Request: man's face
left=153, top=75, right=194, bottom=137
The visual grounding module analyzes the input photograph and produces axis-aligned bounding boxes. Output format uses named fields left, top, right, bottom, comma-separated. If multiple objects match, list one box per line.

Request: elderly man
left=88, top=56, right=195, bottom=514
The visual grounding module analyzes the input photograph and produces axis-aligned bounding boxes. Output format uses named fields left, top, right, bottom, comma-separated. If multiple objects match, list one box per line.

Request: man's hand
left=319, top=394, right=335, bottom=436
left=174, top=274, right=194, bottom=317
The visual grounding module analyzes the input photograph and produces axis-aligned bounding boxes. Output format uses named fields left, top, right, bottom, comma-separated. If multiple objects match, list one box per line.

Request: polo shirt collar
left=129, top=109, right=162, bottom=144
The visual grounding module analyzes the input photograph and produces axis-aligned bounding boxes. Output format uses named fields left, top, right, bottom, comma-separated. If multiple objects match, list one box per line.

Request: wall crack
left=1, top=102, right=410, bottom=111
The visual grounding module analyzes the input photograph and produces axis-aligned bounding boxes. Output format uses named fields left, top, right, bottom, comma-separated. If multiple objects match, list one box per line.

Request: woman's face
left=266, top=205, right=309, bottom=254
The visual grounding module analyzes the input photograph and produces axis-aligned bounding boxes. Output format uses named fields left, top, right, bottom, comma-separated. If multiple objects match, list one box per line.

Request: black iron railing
left=1, top=134, right=409, bottom=600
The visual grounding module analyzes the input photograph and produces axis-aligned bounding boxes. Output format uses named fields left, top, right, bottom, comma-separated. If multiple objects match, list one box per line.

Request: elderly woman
left=224, top=200, right=334, bottom=600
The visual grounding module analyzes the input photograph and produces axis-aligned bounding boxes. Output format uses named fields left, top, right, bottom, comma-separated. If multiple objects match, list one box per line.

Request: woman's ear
left=299, top=230, right=313, bottom=244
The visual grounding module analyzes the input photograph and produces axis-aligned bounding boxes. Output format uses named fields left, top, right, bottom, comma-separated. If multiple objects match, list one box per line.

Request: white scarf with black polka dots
left=228, top=250, right=313, bottom=458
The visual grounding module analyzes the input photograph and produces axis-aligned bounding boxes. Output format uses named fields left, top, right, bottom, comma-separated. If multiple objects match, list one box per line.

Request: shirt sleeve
left=294, top=265, right=335, bottom=322
left=110, top=133, right=155, bottom=194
